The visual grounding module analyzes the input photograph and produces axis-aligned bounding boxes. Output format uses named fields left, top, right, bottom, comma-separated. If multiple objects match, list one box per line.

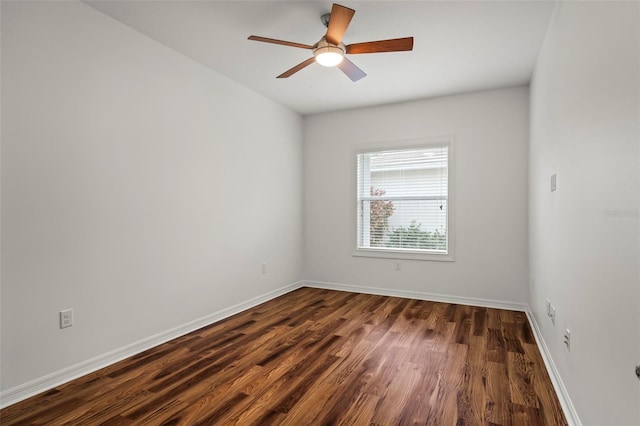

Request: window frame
left=352, top=137, right=455, bottom=262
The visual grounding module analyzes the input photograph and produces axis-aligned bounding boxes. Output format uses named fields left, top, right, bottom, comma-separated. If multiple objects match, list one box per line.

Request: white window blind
left=357, top=145, right=449, bottom=254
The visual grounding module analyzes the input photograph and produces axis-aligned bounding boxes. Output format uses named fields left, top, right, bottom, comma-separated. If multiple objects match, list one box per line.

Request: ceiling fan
left=248, top=3, right=414, bottom=82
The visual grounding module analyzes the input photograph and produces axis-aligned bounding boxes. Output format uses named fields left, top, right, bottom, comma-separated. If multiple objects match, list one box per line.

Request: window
left=356, top=142, right=451, bottom=260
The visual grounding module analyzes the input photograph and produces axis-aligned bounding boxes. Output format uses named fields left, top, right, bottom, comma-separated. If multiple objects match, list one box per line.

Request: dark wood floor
left=1, top=287, right=567, bottom=425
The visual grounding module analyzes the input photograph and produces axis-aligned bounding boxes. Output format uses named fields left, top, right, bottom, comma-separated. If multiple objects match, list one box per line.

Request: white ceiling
left=85, top=1, right=556, bottom=115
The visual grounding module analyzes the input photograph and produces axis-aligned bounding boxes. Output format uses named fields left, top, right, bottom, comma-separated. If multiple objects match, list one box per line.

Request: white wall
left=529, top=2, right=640, bottom=425
left=1, top=1, right=302, bottom=392
left=304, top=87, right=530, bottom=304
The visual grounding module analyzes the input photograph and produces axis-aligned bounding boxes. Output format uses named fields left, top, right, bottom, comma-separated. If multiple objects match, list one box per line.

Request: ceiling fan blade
left=346, top=37, right=414, bottom=54
left=248, top=35, right=314, bottom=50
left=337, top=57, right=366, bottom=82
left=277, top=57, right=316, bottom=78
left=325, top=3, right=355, bottom=45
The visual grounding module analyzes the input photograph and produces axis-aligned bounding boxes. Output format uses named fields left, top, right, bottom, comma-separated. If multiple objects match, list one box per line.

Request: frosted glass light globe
left=314, top=45, right=344, bottom=67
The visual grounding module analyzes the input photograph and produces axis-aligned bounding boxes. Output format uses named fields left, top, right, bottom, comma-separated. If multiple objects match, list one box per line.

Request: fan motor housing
left=313, top=38, right=345, bottom=54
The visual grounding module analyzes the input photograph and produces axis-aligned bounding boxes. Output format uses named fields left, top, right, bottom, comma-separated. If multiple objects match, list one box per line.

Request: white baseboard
left=2, top=280, right=579, bottom=426
left=526, top=311, right=581, bottom=426
left=304, top=280, right=579, bottom=424
left=0, top=281, right=304, bottom=409
left=303, top=280, right=529, bottom=312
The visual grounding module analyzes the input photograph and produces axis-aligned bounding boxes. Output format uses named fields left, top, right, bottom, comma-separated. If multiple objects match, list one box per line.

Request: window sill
left=352, top=248, right=454, bottom=262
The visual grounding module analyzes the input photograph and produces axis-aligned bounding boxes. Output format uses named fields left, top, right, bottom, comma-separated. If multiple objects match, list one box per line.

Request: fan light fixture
left=313, top=38, right=344, bottom=67
left=314, top=45, right=344, bottom=67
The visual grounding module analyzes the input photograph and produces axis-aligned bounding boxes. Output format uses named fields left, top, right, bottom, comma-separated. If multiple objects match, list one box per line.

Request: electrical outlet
left=60, top=309, right=73, bottom=329
left=551, top=173, right=557, bottom=192
left=261, top=263, right=267, bottom=274
left=546, top=299, right=551, bottom=316
left=395, top=262, right=401, bottom=271
left=564, top=329, right=571, bottom=351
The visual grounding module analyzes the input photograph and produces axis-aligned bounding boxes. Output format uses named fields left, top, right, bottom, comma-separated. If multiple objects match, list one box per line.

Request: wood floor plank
left=472, top=306, right=488, bottom=337
left=487, top=327, right=508, bottom=363
left=425, top=343, right=467, bottom=425
left=507, top=351, right=539, bottom=408
left=335, top=392, right=380, bottom=426
left=512, top=402, right=545, bottom=426
left=523, top=342, right=569, bottom=426
left=122, top=399, right=187, bottom=426
left=486, top=360, right=514, bottom=425
left=313, top=324, right=403, bottom=424
left=458, top=335, right=488, bottom=424
left=369, top=361, right=425, bottom=425
left=0, top=287, right=567, bottom=426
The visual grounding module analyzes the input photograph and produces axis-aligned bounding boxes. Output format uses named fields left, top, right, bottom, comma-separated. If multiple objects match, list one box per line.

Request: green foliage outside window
left=387, top=220, right=447, bottom=250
